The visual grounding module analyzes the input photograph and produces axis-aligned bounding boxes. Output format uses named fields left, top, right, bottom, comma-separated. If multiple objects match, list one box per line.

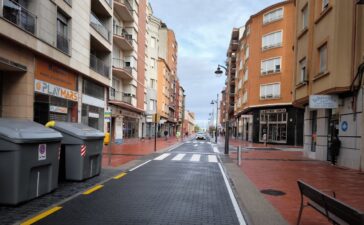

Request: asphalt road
left=28, top=138, right=245, bottom=225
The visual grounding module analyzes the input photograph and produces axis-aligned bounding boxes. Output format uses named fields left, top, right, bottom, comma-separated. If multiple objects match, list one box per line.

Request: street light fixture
left=210, top=94, right=218, bottom=143
left=214, top=65, right=230, bottom=155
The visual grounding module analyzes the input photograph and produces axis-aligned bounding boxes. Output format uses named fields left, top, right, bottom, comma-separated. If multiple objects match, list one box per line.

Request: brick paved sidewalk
left=226, top=139, right=364, bottom=225
left=102, top=136, right=183, bottom=167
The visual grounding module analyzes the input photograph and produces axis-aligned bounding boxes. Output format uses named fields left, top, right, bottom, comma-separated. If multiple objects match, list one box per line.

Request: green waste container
left=0, top=119, right=62, bottom=205
left=48, top=122, right=104, bottom=181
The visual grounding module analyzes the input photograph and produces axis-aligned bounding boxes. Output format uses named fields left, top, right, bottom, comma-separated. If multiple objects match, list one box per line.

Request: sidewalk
left=224, top=138, right=364, bottom=225
left=102, top=137, right=182, bottom=167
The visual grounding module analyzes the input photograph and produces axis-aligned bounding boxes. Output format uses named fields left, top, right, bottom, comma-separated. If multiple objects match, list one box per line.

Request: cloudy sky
left=149, top=0, right=283, bottom=128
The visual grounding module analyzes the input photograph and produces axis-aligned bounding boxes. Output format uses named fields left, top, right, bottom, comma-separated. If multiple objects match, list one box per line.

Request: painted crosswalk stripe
left=208, top=155, right=218, bottom=163
left=213, top=147, right=219, bottom=153
left=172, top=153, right=186, bottom=161
left=193, top=144, right=198, bottom=147
left=190, top=154, right=201, bottom=162
left=154, top=153, right=170, bottom=160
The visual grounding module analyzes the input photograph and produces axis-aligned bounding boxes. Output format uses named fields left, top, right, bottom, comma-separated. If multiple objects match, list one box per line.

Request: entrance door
left=311, top=111, right=317, bottom=152
left=34, top=102, right=49, bottom=125
left=268, top=124, right=279, bottom=142
left=327, top=110, right=339, bottom=161
left=0, top=73, right=2, bottom=117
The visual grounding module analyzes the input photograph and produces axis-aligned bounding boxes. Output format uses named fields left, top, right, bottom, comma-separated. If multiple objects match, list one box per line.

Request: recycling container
left=0, top=119, right=63, bottom=205
left=47, top=122, right=104, bottom=181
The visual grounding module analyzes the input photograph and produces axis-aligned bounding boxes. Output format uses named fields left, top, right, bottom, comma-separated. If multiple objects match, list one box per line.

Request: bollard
left=237, top=146, right=241, bottom=166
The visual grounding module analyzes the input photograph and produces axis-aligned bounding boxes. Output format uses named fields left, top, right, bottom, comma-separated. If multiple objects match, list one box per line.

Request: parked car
left=196, top=132, right=206, bottom=140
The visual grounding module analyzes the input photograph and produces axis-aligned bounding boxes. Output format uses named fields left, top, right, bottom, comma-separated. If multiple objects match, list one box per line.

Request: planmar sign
left=35, top=79, right=78, bottom=101
left=309, top=95, right=338, bottom=109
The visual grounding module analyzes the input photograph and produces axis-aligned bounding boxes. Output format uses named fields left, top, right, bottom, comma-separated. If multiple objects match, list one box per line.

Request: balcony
left=2, top=0, right=37, bottom=34
left=230, top=40, right=238, bottom=51
left=112, top=58, right=132, bottom=80
left=57, top=33, right=69, bottom=54
left=90, top=12, right=110, bottom=42
left=90, top=54, right=110, bottom=78
left=113, top=25, right=133, bottom=51
left=114, top=0, right=133, bottom=22
left=109, top=89, right=132, bottom=104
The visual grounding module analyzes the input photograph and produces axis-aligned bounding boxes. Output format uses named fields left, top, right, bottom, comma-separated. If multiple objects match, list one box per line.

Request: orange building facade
left=234, top=0, right=304, bottom=145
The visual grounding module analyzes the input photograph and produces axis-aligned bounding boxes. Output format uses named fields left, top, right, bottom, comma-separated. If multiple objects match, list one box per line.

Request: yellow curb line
left=21, top=206, right=62, bottom=225
left=113, top=172, right=127, bottom=179
left=83, top=184, right=104, bottom=195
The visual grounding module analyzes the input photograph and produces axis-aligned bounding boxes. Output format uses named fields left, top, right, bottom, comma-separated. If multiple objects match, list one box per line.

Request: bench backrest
left=298, top=180, right=364, bottom=225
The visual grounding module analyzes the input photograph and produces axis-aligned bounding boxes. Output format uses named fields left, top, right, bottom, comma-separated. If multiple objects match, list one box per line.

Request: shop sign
left=35, top=58, right=77, bottom=90
left=309, top=95, right=338, bottom=109
left=35, top=79, right=78, bottom=101
left=89, top=112, right=100, bottom=118
left=104, top=110, right=111, bottom=122
left=49, top=105, right=68, bottom=114
left=261, top=108, right=286, bottom=114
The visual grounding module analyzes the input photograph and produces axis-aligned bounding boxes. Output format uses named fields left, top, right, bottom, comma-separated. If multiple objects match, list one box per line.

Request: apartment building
left=232, top=0, right=304, bottom=145
left=183, top=110, right=195, bottom=135
left=157, top=23, right=178, bottom=136
left=293, top=0, right=364, bottom=170
left=0, top=0, right=113, bottom=131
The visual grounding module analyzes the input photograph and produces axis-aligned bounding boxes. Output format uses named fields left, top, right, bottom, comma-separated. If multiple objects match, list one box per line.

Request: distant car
left=196, top=132, right=206, bottom=140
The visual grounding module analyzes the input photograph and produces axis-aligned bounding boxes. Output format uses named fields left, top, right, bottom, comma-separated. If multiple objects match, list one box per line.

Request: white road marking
left=218, top=163, right=246, bottom=225
left=129, top=160, right=152, bottom=171
left=186, top=141, right=191, bottom=143
left=190, top=154, right=201, bottom=162
left=193, top=144, right=198, bottom=147
left=208, top=155, right=218, bottom=163
left=154, top=153, right=170, bottom=160
left=213, top=147, right=220, bottom=153
left=172, top=154, right=186, bottom=161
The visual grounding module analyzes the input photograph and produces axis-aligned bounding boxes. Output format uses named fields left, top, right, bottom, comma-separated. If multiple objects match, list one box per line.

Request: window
left=262, top=31, right=282, bottom=50
left=239, top=60, right=243, bottom=71
left=322, top=0, right=329, bottom=11
left=319, top=44, right=327, bottom=74
left=150, top=58, right=156, bottom=68
left=263, top=8, right=283, bottom=24
left=260, top=83, right=280, bottom=99
left=245, top=46, right=249, bottom=59
left=242, top=91, right=248, bottom=103
left=299, top=58, right=307, bottom=83
left=244, top=69, right=248, bottom=81
left=261, top=57, right=281, bottom=75
left=150, top=79, right=157, bottom=89
left=302, top=6, right=308, bottom=30
left=57, top=11, right=69, bottom=53
left=151, top=37, right=156, bottom=48
left=83, top=79, right=104, bottom=100
left=149, top=99, right=156, bottom=111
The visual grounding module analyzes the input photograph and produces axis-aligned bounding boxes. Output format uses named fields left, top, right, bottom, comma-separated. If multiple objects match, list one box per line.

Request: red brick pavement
left=226, top=138, right=364, bottom=225
left=102, top=137, right=181, bottom=167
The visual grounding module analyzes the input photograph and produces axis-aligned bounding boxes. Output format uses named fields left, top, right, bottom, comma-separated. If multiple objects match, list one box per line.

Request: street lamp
left=214, top=65, right=230, bottom=155
left=210, top=93, right=218, bottom=143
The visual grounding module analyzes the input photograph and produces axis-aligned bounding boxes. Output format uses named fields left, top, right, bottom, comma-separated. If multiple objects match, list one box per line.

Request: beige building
left=293, top=0, right=364, bottom=170
left=0, top=0, right=112, bottom=131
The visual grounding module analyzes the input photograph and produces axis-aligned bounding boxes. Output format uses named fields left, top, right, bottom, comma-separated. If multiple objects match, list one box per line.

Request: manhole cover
left=260, top=189, right=286, bottom=196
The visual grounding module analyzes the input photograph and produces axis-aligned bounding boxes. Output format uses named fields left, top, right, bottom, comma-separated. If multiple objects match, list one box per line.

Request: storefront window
left=259, top=109, right=288, bottom=143
left=81, top=104, right=104, bottom=131
left=123, top=117, right=138, bottom=138
left=34, top=94, right=77, bottom=124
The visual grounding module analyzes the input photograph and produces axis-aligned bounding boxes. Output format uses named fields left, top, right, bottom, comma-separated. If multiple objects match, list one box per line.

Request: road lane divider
left=113, top=172, right=127, bottom=179
left=129, top=160, right=152, bottom=171
left=83, top=184, right=104, bottom=195
left=218, top=163, right=246, bottom=225
left=21, top=206, right=62, bottom=225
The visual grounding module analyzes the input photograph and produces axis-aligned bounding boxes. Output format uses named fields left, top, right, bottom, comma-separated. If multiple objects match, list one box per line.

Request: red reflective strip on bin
left=81, top=144, right=87, bottom=157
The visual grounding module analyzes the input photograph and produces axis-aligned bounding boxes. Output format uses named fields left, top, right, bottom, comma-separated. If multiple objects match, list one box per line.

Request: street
left=27, top=138, right=245, bottom=225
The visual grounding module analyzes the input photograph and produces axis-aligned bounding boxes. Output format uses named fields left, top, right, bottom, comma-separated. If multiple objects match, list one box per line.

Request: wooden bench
left=297, top=180, right=364, bottom=225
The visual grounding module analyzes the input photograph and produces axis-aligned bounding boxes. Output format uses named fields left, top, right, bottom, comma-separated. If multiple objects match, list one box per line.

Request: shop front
left=34, top=58, right=78, bottom=124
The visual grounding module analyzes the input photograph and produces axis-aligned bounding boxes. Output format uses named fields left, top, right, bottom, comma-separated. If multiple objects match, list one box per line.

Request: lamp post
left=215, top=65, right=230, bottom=155
left=210, top=93, right=219, bottom=143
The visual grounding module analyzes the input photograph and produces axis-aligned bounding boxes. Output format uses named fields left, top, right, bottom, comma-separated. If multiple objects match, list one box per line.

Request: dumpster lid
left=51, top=122, right=104, bottom=140
left=0, top=118, right=63, bottom=143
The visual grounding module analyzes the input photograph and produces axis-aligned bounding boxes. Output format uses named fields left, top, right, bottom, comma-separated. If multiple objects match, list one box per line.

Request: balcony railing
left=113, top=25, right=133, bottom=44
left=115, top=0, right=132, bottom=12
left=109, top=89, right=132, bottom=104
left=57, top=33, right=69, bottom=54
left=112, top=58, right=132, bottom=73
left=2, top=0, right=37, bottom=34
left=90, top=12, right=110, bottom=41
left=90, top=54, right=110, bottom=78
left=104, top=0, right=112, bottom=7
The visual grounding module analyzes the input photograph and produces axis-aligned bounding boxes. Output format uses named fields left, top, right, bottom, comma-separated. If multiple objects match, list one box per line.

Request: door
left=327, top=110, right=339, bottom=161
left=311, top=111, right=317, bottom=152
left=34, top=102, right=49, bottom=125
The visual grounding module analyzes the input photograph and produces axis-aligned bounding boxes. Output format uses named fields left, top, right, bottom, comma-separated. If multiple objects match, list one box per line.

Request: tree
left=194, top=125, right=201, bottom=132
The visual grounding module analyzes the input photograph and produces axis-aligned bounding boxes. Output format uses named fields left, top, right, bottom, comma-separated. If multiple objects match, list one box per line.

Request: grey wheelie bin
left=47, top=121, right=104, bottom=181
left=0, top=119, right=63, bottom=205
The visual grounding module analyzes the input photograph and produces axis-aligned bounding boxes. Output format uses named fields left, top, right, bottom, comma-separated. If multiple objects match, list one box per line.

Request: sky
left=149, top=0, right=283, bottom=128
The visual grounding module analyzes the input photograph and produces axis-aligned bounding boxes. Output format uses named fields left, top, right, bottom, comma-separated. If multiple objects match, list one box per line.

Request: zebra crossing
left=154, top=153, right=219, bottom=163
